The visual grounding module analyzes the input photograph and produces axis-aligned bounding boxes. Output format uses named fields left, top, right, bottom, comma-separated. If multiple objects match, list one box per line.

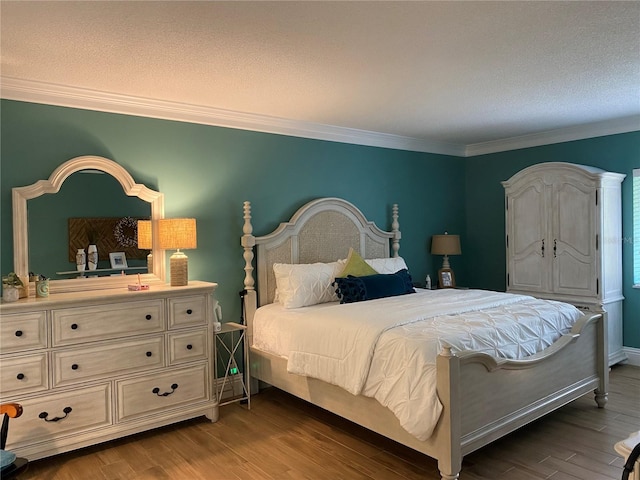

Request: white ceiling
left=1, top=1, right=639, bottom=156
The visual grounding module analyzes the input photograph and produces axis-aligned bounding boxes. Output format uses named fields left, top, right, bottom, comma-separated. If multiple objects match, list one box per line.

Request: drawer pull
left=39, top=406, right=72, bottom=422
left=186, top=344, right=193, bottom=350
left=152, top=383, right=178, bottom=397
left=14, top=330, right=23, bottom=337
left=145, top=314, right=152, bottom=320
left=16, top=373, right=25, bottom=380
left=71, top=364, right=79, bottom=370
left=71, top=323, right=78, bottom=330
left=186, top=309, right=193, bottom=315
left=146, top=351, right=153, bottom=357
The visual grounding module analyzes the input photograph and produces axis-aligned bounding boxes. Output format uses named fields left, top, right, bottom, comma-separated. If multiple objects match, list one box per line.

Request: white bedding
left=252, top=289, right=582, bottom=440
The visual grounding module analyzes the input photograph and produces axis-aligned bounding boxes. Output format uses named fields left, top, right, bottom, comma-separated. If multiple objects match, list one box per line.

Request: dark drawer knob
left=71, top=323, right=78, bottom=330
left=39, top=406, right=72, bottom=422
left=186, top=309, right=193, bottom=315
left=186, top=344, right=193, bottom=350
left=71, top=364, right=79, bottom=370
left=145, top=314, right=152, bottom=320
left=152, top=383, right=179, bottom=397
left=14, top=330, right=23, bottom=337
left=146, top=351, right=152, bottom=357
left=16, top=373, right=25, bottom=380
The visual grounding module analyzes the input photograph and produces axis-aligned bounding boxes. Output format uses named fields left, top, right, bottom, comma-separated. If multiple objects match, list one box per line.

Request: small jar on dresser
left=0, top=281, right=218, bottom=461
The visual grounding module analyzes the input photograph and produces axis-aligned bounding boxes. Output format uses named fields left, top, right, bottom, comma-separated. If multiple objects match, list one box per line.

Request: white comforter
left=258, top=289, right=581, bottom=441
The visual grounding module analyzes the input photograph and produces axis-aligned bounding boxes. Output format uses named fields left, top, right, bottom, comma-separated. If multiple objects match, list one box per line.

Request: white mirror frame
left=12, top=155, right=166, bottom=294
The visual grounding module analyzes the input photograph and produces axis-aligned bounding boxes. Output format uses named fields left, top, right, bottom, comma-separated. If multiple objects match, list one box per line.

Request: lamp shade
left=137, top=220, right=153, bottom=250
left=158, top=218, right=197, bottom=250
left=431, top=234, right=461, bottom=256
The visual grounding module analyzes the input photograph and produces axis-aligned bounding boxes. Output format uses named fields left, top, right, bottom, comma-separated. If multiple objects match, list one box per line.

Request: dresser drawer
left=5, top=384, right=112, bottom=450
left=53, top=336, right=165, bottom=387
left=168, top=295, right=207, bottom=328
left=116, top=364, right=208, bottom=422
left=52, top=299, right=164, bottom=346
left=0, top=353, right=48, bottom=397
left=168, top=329, right=208, bottom=365
left=0, top=311, right=47, bottom=352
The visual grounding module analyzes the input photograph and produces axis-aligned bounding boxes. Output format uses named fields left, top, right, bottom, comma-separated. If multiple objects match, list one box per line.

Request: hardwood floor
left=16, top=364, right=640, bottom=480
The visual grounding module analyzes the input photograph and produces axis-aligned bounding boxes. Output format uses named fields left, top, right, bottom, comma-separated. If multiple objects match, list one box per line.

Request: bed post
left=391, top=203, right=401, bottom=258
left=242, top=201, right=255, bottom=293
left=436, top=346, right=462, bottom=480
left=241, top=201, right=258, bottom=355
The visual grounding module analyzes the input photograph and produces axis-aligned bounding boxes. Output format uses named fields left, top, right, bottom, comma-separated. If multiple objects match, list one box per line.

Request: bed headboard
left=242, top=197, right=401, bottom=307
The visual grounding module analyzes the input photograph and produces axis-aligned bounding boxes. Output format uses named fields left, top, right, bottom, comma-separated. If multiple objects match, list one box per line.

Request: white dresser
left=502, top=162, right=626, bottom=365
left=0, top=281, right=218, bottom=460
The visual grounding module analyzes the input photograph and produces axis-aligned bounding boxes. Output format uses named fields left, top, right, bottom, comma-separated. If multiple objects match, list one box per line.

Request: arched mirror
left=13, top=156, right=166, bottom=294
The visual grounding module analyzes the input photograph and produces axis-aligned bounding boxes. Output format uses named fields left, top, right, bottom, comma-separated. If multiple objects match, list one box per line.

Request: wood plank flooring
left=16, top=364, right=640, bottom=480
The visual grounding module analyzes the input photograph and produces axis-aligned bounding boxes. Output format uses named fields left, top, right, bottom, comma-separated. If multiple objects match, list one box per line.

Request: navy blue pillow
left=333, top=269, right=415, bottom=304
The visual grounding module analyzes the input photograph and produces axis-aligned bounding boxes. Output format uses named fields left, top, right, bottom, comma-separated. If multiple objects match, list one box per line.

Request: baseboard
left=623, top=347, right=640, bottom=367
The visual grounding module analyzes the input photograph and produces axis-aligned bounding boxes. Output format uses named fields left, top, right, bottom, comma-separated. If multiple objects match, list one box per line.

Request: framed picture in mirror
left=109, top=252, right=128, bottom=269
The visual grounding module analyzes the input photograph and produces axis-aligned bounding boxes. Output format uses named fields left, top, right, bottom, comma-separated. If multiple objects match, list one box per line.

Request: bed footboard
left=434, top=312, right=607, bottom=479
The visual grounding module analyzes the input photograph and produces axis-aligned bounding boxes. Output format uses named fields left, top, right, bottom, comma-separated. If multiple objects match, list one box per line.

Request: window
left=634, top=169, right=640, bottom=287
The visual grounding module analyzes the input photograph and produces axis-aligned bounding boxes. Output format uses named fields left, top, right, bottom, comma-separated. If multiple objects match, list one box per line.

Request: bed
left=240, top=197, right=608, bottom=480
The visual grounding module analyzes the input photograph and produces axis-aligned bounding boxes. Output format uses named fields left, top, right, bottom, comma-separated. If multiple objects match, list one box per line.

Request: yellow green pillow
left=338, top=248, right=378, bottom=277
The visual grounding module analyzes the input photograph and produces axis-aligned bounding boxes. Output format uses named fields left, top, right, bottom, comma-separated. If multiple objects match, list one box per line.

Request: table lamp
left=431, top=233, right=461, bottom=288
left=137, top=220, right=153, bottom=274
left=158, top=218, right=197, bottom=286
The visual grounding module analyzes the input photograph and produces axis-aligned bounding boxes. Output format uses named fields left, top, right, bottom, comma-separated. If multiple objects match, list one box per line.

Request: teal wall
left=1, top=100, right=465, bottom=322
left=466, top=132, right=640, bottom=348
left=1, top=99, right=637, bottom=348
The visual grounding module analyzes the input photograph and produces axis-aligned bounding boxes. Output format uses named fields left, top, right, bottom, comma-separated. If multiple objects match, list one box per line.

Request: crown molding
left=2, top=76, right=637, bottom=158
left=465, top=115, right=640, bottom=157
left=0, top=76, right=465, bottom=156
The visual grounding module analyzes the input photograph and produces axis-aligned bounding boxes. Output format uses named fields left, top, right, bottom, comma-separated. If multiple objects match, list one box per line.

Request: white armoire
left=502, top=162, right=626, bottom=365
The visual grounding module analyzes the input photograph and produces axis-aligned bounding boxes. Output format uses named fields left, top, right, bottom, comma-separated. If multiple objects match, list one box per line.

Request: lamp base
left=169, top=250, right=188, bottom=286
left=147, top=252, right=153, bottom=274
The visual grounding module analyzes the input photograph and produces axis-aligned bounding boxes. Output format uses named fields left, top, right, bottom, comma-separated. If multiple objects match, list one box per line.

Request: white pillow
left=365, top=256, right=408, bottom=274
left=273, top=261, right=344, bottom=309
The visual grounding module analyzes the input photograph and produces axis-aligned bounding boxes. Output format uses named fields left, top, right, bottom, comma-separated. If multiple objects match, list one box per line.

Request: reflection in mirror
left=13, top=156, right=165, bottom=294
left=29, top=171, right=151, bottom=279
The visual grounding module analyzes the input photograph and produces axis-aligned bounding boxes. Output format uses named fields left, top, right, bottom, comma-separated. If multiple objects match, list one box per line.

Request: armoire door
left=551, top=177, right=598, bottom=297
left=506, top=176, right=550, bottom=293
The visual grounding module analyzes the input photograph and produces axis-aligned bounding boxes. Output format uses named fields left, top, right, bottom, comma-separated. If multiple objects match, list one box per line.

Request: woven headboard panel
left=253, top=198, right=397, bottom=306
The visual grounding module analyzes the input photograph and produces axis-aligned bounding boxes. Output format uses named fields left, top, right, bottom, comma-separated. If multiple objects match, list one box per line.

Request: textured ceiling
left=1, top=1, right=639, bottom=150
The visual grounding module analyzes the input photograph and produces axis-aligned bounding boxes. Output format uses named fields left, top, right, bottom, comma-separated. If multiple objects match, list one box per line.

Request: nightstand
left=214, top=322, right=250, bottom=408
